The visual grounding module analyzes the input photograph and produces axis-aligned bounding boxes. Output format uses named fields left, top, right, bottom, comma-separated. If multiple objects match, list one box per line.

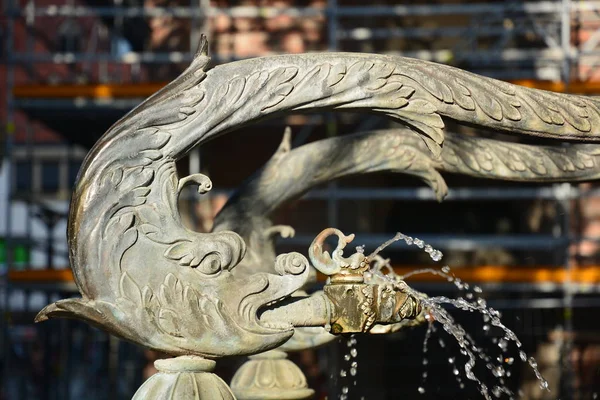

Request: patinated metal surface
left=35, top=36, right=600, bottom=360
left=132, top=357, right=235, bottom=399
left=230, top=350, right=314, bottom=400
left=214, top=126, right=600, bottom=288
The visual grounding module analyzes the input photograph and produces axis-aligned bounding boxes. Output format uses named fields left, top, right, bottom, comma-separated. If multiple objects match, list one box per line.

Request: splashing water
left=339, top=336, right=359, bottom=399
left=367, top=233, right=549, bottom=399
left=368, top=232, right=443, bottom=262
left=419, top=316, right=435, bottom=392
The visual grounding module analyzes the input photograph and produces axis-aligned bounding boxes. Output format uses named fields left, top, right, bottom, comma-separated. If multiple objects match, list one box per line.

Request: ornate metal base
left=231, top=350, right=314, bottom=400
left=132, top=356, right=235, bottom=400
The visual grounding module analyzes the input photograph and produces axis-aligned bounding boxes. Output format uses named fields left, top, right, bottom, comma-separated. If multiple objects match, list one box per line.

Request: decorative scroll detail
left=360, top=286, right=377, bottom=332
left=36, top=35, right=600, bottom=359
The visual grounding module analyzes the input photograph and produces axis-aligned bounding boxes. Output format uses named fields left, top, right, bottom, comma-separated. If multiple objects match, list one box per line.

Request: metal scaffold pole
left=2, top=0, right=16, bottom=390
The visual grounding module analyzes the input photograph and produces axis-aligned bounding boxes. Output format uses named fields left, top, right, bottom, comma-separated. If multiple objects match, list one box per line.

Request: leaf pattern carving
left=119, top=272, right=143, bottom=308
left=115, top=272, right=229, bottom=340
left=440, top=132, right=600, bottom=181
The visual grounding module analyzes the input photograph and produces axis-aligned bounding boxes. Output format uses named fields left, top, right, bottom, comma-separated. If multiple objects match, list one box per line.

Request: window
left=15, top=161, right=32, bottom=192
left=41, top=161, right=60, bottom=193
left=57, top=20, right=83, bottom=53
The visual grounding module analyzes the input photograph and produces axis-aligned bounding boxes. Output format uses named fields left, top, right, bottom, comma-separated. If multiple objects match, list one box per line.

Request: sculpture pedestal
left=132, top=356, right=235, bottom=400
left=231, top=350, right=314, bottom=400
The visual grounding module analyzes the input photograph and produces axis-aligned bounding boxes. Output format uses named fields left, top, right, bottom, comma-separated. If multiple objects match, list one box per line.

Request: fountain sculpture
left=35, top=35, right=600, bottom=398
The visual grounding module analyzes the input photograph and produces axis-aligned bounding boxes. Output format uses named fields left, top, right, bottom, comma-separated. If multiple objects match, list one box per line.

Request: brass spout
left=308, top=228, right=422, bottom=334
left=258, top=228, right=423, bottom=334
left=258, top=283, right=422, bottom=335
left=323, top=274, right=422, bottom=334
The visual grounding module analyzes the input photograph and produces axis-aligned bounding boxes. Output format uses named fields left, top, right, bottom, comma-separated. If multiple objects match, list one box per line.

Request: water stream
left=364, top=233, right=549, bottom=399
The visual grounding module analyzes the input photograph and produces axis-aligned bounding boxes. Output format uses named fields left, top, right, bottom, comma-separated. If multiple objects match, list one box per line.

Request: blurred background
left=2, top=0, right=600, bottom=399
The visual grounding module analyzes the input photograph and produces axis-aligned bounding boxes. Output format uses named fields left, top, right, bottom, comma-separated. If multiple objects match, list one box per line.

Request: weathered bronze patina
left=34, top=35, right=600, bottom=398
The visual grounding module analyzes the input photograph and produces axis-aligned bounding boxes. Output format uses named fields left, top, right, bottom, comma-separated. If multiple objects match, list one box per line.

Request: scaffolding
left=3, top=0, right=600, bottom=398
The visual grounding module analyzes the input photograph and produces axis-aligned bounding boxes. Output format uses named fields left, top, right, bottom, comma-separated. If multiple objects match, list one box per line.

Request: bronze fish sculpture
left=36, top=36, right=600, bottom=358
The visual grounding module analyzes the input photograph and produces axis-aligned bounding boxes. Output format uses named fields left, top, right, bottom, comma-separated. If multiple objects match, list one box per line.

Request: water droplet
left=498, top=338, right=508, bottom=351
left=398, top=278, right=536, bottom=399
left=414, top=238, right=424, bottom=248
left=422, top=372, right=428, bottom=378
left=351, top=361, right=358, bottom=368
left=492, top=386, right=502, bottom=397
left=528, top=357, right=537, bottom=368
left=460, top=383, right=465, bottom=389
left=404, top=236, right=413, bottom=245
left=350, top=367, right=357, bottom=376
left=442, top=266, right=451, bottom=273
left=504, top=357, right=514, bottom=365
left=466, top=292, right=474, bottom=299
left=342, top=387, right=349, bottom=394
left=344, top=354, right=351, bottom=361
left=418, top=387, right=425, bottom=394
left=340, top=370, right=347, bottom=377
left=350, top=348, right=358, bottom=357
left=473, top=286, right=483, bottom=293
left=519, top=351, right=527, bottom=362
left=424, top=244, right=433, bottom=253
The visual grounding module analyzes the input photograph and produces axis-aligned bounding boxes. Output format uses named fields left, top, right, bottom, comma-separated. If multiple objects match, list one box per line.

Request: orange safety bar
left=510, top=80, right=600, bottom=95
left=313, top=265, right=600, bottom=284
left=9, top=269, right=73, bottom=282
left=12, top=80, right=600, bottom=99
left=9, top=266, right=600, bottom=284
left=13, top=83, right=167, bottom=99
left=392, top=265, right=600, bottom=284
